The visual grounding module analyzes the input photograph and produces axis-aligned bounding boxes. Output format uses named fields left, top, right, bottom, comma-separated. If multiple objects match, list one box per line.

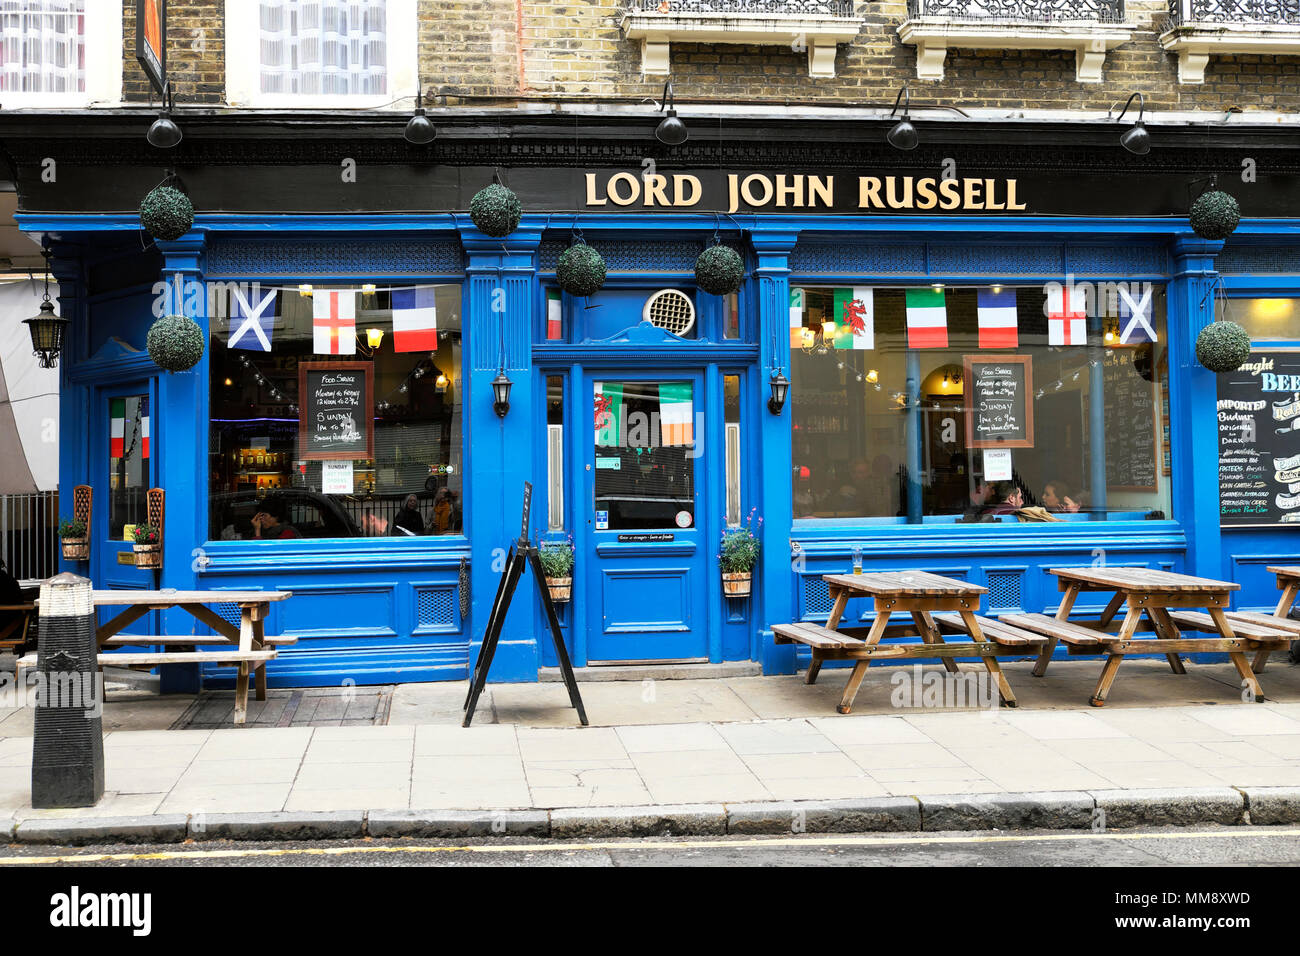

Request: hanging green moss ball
left=469, top=183, right=522, bottom=238
left=1195, top=320, right=1252, bottom=373
left=147, top=314, right=205, bottom=372
left=557, top=243, right=606, bottom=297
left=139, top=185, right=194, bottom=240
left=695, top=244, right=744, bottom=296
left=1190, top=190, right=1241, bottom=240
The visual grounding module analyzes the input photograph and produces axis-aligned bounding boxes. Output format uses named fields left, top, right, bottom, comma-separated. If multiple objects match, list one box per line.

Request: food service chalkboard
left=963, top=355, right=1033, bottom=449
left=1217, top=349, right=1300, bottom=527
left=298, top=362, right=374, bottom=461
left=1101, top=347, right=1159, bottom=493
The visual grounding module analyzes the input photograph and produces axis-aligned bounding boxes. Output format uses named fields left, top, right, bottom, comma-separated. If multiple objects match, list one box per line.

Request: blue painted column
left=155, top=237, right=207, bottom=694
left=904, top=352, right=923, bottom=521
left=461, top=222, right=543, bottom=682
left=1168, top=236, right=1225, bottom=578
left=751, top=229, right=799, bottom=675
left=1087, top=311, right=1108, bottom=518
left=50, top=241, right=87, bottom=569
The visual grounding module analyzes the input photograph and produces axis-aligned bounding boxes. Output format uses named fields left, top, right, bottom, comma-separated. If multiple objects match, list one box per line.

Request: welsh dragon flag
left=595, top=382, right=624, bottom=447
left=832, top=287, right=874, bottom=350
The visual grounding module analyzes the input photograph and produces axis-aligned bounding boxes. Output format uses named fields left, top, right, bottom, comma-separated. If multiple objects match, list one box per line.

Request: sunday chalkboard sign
left=1217, top=349, right=1300, bottom=527
left=1101, top=347, right=1159, bottom=493
left=963, top=355, right=1034, bottom=449
left=298, top=362, right=374, bottom=461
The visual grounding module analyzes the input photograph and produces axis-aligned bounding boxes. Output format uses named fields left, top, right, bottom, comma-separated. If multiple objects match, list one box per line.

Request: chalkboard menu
left=962, top=355, right=1034, bottom=448
left=298, top=362, right=374, bottom=461
left=1217, top=349, right=1300, bottom=527
left=1101, top=347, right=1158, bottom=492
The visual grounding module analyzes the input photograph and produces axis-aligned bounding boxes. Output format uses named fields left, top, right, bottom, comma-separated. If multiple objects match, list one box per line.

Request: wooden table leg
left=806, top=650, right=823, bottom=686
left=252, top=610, right=268, bottom=702
left=1088, top=606, right=1142, bottom=707
left=234, top=660, right=250, bottom=724
left=913, top=611, right=959, bottom=674
left=1147, top=608, right=1187, bottom=675
left=1098, top=592, right=1126, bottom=629
left=826, top=587, right=850, bottom=631
left=835, top=610, right=890, bottom=715
left=1229, top=652, right=1265, bottom=702
left=959, top=610, right=1016, bottom=707
left=1034, top=584, right=1079, bottom=677
left=1274, top=582, right=1298, bottom=617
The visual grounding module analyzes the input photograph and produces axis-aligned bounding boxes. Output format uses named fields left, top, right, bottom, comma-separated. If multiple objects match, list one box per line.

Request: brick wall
left=110, top=0, right=1300, bottom=113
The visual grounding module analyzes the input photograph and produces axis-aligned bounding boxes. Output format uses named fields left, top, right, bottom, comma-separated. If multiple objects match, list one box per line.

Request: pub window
left=724, top=373, right=741, bottom=526
left=1220, top=297, right=1300, bottom=341
left=109, top=394, right=150, bottom=540
left=547, top=374, right=564, bottom=531
left=790, top=284, right=1172, bottom=524
left=208, top=283, right=463, bottom=541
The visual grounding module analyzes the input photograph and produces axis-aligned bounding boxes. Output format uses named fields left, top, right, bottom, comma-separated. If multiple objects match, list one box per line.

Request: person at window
left=251, top=495, right=300, bottom=540
left=962, top=478, right=996, bottom=522
left=391, top=494, right=424, bottom=537
left=989, top=481, right=1026, bottom=516
left=1042, top=480, right=1080, bottom=514
left=430, top=488, right=459, bottom=534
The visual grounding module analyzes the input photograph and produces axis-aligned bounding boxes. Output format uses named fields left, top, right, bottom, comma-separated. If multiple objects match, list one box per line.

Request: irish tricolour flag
left=905, top=288, right=948, bottom=348
left=659, top=383, right=693, bottom=447
left=547, top=289, right=562, bottom=340
left=977, top=288, right=1018, bottom=349
left=832, top=287, right=874, bottom=350
left=391, top=286, right=438, bottom=353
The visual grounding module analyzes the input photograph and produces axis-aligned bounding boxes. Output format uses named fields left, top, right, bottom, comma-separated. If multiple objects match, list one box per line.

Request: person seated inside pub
left=988, top=481, right=1027, bottom=516
left=250, top=495, right=301, bottom=540
left=391, top=494, right=425, bottom=537
left=962, top=477, right=995, bottom=522
left=1042, top=479, right=1081, bottom=514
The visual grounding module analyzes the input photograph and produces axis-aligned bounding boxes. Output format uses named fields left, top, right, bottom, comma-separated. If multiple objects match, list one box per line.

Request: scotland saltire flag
left=1118, top=285, right=1158, bottom=344
left=228, top=287, right=277, bottom=352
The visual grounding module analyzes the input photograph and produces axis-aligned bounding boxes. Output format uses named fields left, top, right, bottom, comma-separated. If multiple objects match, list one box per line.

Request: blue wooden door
left=584, top=372, right=708, bottom=663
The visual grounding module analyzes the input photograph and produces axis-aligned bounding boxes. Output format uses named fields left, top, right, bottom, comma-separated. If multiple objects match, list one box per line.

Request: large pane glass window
left=208, top=283, right=462, bottom=540
left=109, top=394, right=150, bottom=539
left=791, top=284, right=1171, bottom=523
left=594, top=380, right=695, bottom=531
left=0, top=0, right=85, bottom=94
left=1220, top=297, right=1300, bottom=341
left=258, top=0, right=387, bottom=95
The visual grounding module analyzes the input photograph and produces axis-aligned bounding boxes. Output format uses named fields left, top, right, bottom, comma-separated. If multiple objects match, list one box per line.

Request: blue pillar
left=905, top=351, right=923, bottom=522
left=462, top=221, right=543, bottom=682
left=751, top=229, right=799, bottom=675
left=1169, top=236, right=1225, bottom=578
left=1088, top=310, right=1108, bottom=518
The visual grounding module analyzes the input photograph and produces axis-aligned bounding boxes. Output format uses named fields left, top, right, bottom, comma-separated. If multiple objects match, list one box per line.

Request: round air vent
left=642, top=288, right=695, bottom=336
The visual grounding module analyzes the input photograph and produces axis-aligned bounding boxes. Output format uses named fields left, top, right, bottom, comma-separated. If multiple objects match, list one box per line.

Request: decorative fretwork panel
left=790, top=240, right=1167, bottom=278
left=985, top=571, right=1024, bottom=612
left=630, top=0, right=856, bottom=12
left=790, top=241, right=928, bottom=275
left=908, top=0, right=1126, bottom=20
left=1169, top=0, right=1300, bottom=24
left=929, top=244, right=1064, bottom=276
left=538, top=239, right=744, bottom=275
left=416, top=587, right=457, bottom=628
left=1217, top=244, right=1300, bottom=274
left=207, top=239, right=464, bottom=277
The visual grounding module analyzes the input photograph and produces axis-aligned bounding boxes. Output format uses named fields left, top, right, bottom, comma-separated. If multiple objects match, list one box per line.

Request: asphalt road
left=3, top=826, right=1300, bottom=867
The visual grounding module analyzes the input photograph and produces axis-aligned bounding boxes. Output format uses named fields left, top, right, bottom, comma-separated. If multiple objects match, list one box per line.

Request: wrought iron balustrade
left=906, top=0, right=1126, bottom=22
left=630, top=0, right=857, bottom=15
left=1167, top=0, right=1300, bottom=25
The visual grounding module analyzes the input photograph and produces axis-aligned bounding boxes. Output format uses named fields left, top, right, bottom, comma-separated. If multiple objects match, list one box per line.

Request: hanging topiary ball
left=695, top=243, right=744, bottom=296
left=469, top=183, right=522, bottom=238
left=1189, top=189, right=1241, bottom=240
left=146, top=314, right=205, bottom=372
left=139, top=185, right=194, bottom=240
left=1195, top=320, right=1251, bottom=373
left=557, top=242, right=606, bottom=297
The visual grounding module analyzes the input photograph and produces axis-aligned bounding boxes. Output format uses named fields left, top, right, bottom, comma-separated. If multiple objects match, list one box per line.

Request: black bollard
left=31, top=572, right=104, bottom=808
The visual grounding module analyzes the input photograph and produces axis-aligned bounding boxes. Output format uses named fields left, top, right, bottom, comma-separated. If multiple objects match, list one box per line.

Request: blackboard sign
left=963, top=355, right=1034, bottom=449
left=1101, top=347, right=1158, bottom=492
left=1217, top=349, right=1300, bottom=527
left=298, top=362, right=374, bottom=461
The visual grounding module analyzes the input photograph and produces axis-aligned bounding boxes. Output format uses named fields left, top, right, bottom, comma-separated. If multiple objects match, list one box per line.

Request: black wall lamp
left=654, top=81, right=688, bottom=146
left=886, top=85, right=918, bottom=151
left=146, top=88, right=182, bottom=149
left=492, top=370, right=513, bottom=418
left=24, top=246, right=68, bottom=369
left=404, top=84, right=436, bottom=145
left=1114, top=92, right=1150, bottom=156
left=767, top=369, right=789, bottom=415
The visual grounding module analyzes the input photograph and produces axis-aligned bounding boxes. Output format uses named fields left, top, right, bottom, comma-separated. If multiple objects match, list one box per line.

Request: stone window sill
left=897, top=18, right=1133, bottom=83
left=1158, top=22, right=1300, bottom=83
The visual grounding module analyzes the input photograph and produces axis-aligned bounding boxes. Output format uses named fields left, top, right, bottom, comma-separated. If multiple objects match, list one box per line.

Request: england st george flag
left=1047, top=284, right=1087, bottom=346
left=313, top=290, right=356, bottom=355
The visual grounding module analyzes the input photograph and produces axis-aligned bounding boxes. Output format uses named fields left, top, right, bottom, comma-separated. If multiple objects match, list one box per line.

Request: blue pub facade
left=4, top=109, right=1299, bottom=687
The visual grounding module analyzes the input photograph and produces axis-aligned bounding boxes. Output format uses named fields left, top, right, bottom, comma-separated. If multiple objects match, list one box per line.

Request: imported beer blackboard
left=298, top=362, right=373, bottom=461
left=963, top=355, right=1034, bottom=448
left=1217, top=349, right=1300, bottom=527
left=1101, top=348, right=1158, bottom=492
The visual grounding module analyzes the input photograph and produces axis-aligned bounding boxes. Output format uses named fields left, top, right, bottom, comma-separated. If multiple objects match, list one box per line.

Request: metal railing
left=1, top=491, right=58, bottom=583
left=907, top=0, right=1126, bottom=21
left=630, top=0, right=857, bottom=15
left=1168, top=0, right=1300, bottom=25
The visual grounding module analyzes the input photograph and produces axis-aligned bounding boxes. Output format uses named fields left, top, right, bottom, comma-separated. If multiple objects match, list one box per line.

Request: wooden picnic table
left=18, top=589, right=293, bottom=724
left=774, top=571, right=1051, bottom=714
left=1006, top=567, right=1294, bottom=706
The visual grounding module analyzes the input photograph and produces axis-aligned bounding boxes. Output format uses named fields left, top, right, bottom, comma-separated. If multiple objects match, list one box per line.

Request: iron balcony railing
left=0, top=491, right=58, bottom=583
left=630, top=0, right=857, bottom=15
left=906, top=0, right=1126, bottom=22
left=1167, top=0, right=1300, bottom=25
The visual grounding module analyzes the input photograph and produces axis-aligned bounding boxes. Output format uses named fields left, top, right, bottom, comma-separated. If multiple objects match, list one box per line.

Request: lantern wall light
left=23, top=246, right=68, bottom=369
left=492, top=370, right=513, bottom=418
left=767, top=369, right=789, bottom=415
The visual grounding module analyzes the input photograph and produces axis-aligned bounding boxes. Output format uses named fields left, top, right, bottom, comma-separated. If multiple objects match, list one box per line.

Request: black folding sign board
left=463, top=483, right=587, bottom=727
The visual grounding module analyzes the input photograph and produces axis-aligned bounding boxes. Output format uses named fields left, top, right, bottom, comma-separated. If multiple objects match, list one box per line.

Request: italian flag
left=140, top=396, right=150, bottom=458
left=659, top=383, right=693, bottom=447
left=110, top=398, right=125, bottom=458
left=832, top=287, right=874, bottom=350
left=547, top=289, right=562, bottom=340
left=789, top=287, right=804, bottom=348
left=595, top=382, right=624, bottom=447
left=905, top=288, right=948, bottom=349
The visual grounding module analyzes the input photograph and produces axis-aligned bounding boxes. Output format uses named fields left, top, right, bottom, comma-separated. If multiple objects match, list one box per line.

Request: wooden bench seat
left=931, top=613, right=1048, bottom=646
left=1223, top=610, right=1300, bottom=636
left=999, top=613, right=1107, bottom=646
left=773, top=622, right=866, bottom=649
left=1167, top=611, right=1293, bottom=641
left=16, top=649, right=277, bottom=672
left=99, top=634, right=298, bottom=647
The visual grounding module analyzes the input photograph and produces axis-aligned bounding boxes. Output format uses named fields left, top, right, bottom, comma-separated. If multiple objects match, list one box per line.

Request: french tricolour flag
left=905, top=288, right=948, bottom=349
left=391, top=286, right=438, bottom=353
left=977, top=288, right=1018, bottom=349
left=1047, top=284, right=1087, bottom=346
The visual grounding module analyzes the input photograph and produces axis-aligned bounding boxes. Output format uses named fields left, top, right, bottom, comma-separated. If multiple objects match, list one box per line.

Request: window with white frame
left=227, top=0, right=416, bottom=107
left=0, top=0, right=119, bottom=105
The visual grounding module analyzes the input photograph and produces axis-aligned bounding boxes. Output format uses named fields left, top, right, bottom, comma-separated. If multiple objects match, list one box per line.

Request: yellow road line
left=3, top=827, right=1299, bottom=865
